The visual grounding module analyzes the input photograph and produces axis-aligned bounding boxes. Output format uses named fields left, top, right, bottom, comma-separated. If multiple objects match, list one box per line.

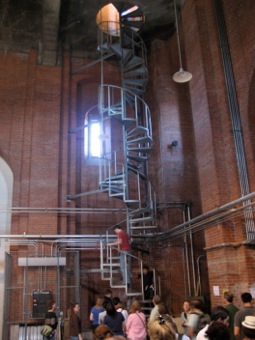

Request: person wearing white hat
left=234, top=292, right=255, bottom=339
left=242, top=316, right=255, bottom=340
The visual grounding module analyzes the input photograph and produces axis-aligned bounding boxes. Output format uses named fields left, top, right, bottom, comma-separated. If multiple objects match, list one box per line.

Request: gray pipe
left=214, top=0, right=255, bottom=238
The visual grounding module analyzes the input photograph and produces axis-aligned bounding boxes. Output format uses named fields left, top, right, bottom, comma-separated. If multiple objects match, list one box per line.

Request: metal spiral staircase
left=96, top=2, right=159, bottom=296
left=98, top=2, right=157, bottom=237
left=68, top=2, right=160, bottom=297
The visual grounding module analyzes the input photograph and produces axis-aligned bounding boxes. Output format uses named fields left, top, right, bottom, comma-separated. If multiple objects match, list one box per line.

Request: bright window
left=84, top=116, right=102, bottom=159
left=90, top=121, right=101, bottom=157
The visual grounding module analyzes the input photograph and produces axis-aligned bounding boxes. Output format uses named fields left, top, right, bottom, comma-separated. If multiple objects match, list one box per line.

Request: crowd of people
left=89, top=290, right=255, bottom=340
left=179, top=292, right=255, bottom=340
left=42, top=290, right=255, bottom=340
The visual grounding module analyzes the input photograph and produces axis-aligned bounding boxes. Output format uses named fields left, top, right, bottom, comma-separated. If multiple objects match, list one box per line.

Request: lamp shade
left=173, top=68, right=192, bottom=83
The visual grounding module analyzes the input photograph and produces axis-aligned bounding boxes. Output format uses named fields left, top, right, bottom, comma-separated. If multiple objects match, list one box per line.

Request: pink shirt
left=126, top=312, right=147, bottom=340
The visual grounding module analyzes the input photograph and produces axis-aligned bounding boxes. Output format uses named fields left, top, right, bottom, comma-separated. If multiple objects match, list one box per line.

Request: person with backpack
left=187, top=299, right=209, bottom=340
left=197, top=306, right=230, bottom=340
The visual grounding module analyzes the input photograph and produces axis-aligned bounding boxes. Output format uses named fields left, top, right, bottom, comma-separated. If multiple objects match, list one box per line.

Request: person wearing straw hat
left=242, top=316, right=255, bottom=340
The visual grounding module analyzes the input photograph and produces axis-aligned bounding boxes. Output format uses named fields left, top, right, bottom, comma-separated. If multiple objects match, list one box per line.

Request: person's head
left=152, top=295, right=161, bottom=306
left=143, top=265, right=150, bottom=275
left=223, top=292, right=234, bottom=303
left=242, top=316, right=255, bottom=340
left=205, top=321, right=230, bottom=340
left=241, top=292, right=252, bottom=304
left=183, top=300, right=191, bottom=312
left=211, top=306, right=230, bottom=326
left=113, top=225, right=122, bottom=234
left=112, top=297, right=120, bottom=306
left=69, top=302, right=80, bottom=316
left=148, top=315, right=176, bottom=340
left=190, top=298, right=205, bottom=312
left=96, top=296, right=104, bottom=308
left=158, top=303, right=170, bottom=315
left=129, top=300, right=141, bottom=314
left=105, top=302, right=116, bottom=316
left=47, top=299, right=56, bottom=311
left=93, top=324, right=113, bottom=340
left=104, top=289, right=113, bottom=298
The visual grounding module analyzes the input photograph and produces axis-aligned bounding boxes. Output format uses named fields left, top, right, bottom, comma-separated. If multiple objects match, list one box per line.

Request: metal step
left=123, top=78, right=148, bottom=87
left=124, top=66, right=148, bottom=78
left=130, top=216, right=155, bottom=223
left=127, top=146, right=152, bottom=152
left=127, top=136, right=152, bottom=144
left=130, top=225, right=157, bottom=230
left=127, top=154, right=148, bottom=162
left=127, top=126, right=149, bottom=137
left=128, top=207, right=153, bottom=215
left=124, top=199, right=140, bottom=204
left=123, top=56, right=143, bottom=71
left=126, top=291, right=143, bottom=297
left=103, top=173, right=124, bottom=180
left=110, top=44, right=133, bottom=63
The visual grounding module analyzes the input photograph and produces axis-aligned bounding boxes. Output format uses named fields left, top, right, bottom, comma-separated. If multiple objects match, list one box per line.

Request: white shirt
left=196, top=324, right=209, bottom=340
left=149, top=305, right=159, bottom=321
left=98, top=310, right=106, bottom=324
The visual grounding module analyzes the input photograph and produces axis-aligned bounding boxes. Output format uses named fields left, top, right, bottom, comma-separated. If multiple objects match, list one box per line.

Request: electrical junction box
left=32, top=290, right=52, bottom=318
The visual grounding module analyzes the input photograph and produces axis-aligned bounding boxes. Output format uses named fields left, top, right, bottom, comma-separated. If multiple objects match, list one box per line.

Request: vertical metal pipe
left=214, top=0, right=255, bottom=238
left=196, top=254, right=206, bottom=297
left=56, top=251, right=61, bottom=319
left=183, top=209, right=191, bottom=296
left=187, top=206, right=196, bottom=295
left=182, top=247, right=188, bottom=298
left=23, top=256, right=29, bottom=340
left=74, top=252, right=80, bottom=303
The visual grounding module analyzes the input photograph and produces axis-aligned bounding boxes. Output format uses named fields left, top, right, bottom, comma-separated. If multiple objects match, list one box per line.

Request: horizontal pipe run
left=158, top=192, right=255, bottom=238
left=0, top=234, right=115, bottom=239
left=0, top=207, right=126, bottom=214
left=0, top=193, right=254, bottom=242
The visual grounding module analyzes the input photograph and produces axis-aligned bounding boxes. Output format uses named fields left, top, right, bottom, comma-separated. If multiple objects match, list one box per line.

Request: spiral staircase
left=98, top=2, right=157, bottom=236
left=95, top=2, right=159, bottom=296
left=68, top=2, right=160, bottom=297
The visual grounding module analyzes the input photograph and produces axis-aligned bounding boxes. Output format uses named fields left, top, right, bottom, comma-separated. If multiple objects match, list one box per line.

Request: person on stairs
left=108, top=225, right=132, bottom=285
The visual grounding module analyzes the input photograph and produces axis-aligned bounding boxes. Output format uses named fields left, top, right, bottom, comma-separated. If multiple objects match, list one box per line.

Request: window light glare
left=90, top=122, right=101, bottom=157
left=121, top=6, right=139, bottom=17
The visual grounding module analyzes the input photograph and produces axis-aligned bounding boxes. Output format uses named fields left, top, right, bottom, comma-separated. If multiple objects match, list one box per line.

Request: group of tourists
left=180, top=292, right=255, bottom=340
left=90, top=290, right=177, bottom=340
left=41, top=286, right=255, bottom=340
left=89, top=290, right=255, bottom=340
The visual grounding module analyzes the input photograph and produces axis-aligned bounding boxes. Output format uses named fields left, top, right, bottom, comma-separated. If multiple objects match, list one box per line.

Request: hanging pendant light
left=172, top=0, right=192, bottom=83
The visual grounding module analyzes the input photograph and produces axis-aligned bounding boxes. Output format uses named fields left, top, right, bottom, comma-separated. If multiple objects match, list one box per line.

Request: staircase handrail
left=99, top=84, right=152, bottom=139
left=98, top=21, right=147, bottom=61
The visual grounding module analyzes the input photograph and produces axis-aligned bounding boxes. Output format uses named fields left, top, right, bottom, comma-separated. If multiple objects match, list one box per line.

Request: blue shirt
left=91, top=306, right=105, bottom=326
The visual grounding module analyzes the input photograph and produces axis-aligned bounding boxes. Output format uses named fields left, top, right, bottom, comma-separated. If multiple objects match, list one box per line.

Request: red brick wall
left=1, top=0, right=255, bottom=324
left=181, top=0, right=255, bottom=308
left=0, top=49, right=61, bottom=236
